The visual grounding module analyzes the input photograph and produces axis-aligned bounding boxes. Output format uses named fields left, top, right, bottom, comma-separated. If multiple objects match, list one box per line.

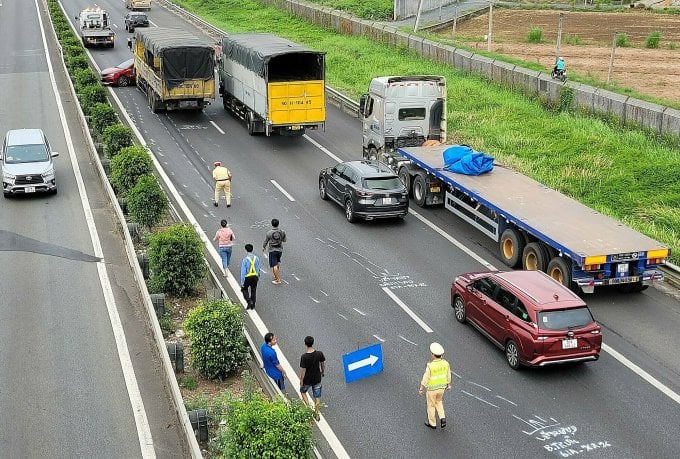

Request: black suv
left=319, top=160, right=408, bottom=222
left=124, top=12, right=149, bottom=32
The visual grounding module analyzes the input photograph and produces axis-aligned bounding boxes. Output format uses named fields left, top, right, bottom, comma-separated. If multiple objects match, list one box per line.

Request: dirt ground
left=437, top=9, right=680, bottom=101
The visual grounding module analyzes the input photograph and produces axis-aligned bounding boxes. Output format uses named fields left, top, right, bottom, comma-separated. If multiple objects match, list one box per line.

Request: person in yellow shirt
left=212, top=161, right=232, bottom=207
left=419, top=342, right=451, bottom=429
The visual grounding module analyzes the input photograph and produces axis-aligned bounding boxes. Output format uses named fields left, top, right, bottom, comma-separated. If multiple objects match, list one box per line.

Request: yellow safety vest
left=245, top=256, right=258, bottom=277
left=426, top=359, right=450, bottom=390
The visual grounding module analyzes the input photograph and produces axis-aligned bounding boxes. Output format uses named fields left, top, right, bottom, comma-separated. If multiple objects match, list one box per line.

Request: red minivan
left=451, top=270, right=602, bottom=370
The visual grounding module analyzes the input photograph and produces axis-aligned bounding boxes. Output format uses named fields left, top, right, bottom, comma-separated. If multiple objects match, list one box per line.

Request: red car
left=451, top=270, right=602, bottom=370
left=100, top=58, right=135, bottom=86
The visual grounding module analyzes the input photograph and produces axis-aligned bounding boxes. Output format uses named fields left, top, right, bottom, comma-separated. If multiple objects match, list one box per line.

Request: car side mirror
left=465, top=284, right=474, bottom=293
left=359, top=94, right=367, bottom=117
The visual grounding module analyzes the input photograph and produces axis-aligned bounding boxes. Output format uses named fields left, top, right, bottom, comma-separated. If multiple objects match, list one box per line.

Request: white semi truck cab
left=360, top=75, right=446, bottom=164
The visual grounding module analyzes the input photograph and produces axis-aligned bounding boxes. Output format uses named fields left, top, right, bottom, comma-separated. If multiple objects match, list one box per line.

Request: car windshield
left=537, top=308, right=594, bottom=331
left=4, top=144, right=49, bottom=163
left=363, top=177, right=402, bottom=190
left=117, top=59, right=134, bottom=69
left=131, top=14, right=146, bottom=20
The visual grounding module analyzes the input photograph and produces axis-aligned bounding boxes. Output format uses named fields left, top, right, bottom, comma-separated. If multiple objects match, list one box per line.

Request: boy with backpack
left=263, top=218, right=286, bottom=285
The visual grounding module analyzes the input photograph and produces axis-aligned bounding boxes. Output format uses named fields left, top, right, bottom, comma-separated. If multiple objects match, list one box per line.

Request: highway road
left=0, top=1, right=187, bottom=457
left=56, top=0, right=680, bottom=457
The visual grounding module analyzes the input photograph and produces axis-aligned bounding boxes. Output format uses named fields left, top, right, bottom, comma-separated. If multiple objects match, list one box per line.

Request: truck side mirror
left=359, top=94, right=367, bottom=117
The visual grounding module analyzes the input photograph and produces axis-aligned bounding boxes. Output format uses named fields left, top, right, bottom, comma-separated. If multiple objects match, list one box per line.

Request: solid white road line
left=209, top=120, right=225, bottom=134
left=303, top=134, right=343, bottom=162
left=37, top=1, right=154, bottom=456
left=383, top=287, right=433, bottom=333
left=270, top=179, right=295, bottom=201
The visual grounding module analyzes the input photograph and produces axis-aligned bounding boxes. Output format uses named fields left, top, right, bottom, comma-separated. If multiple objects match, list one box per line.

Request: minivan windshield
left=363, top=177, right=402, bottom=190
left=5, top=144, right=49, bottom=163
left=537, top=308, right=594, bottom=331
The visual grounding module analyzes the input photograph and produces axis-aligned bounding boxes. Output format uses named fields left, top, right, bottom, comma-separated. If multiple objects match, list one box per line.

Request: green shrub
left=110, top=145, right=153, bottom=194
left=128, top=176, right=168, bottom=230
left=63, top=44, right=85, bottom=59
left=147, top=223, right=205, bottom=296
left=564, top=34, right=582, bottom=45
left=645, top=31, right=661, bottom=48
left=88, top=102, right=117, bottom=137
left=212, top=392, right=313, bottom=458
left=102, top=124, right=134, bottom=158
left=527, top=27, right=543, bottom=43
left=60, top=35, right=81, bottom=49
left=616, top=33, right=629, bottom=47
left=66, top=54, right=89, bottom=71
left=73, top=68, right=99, bottom=89
left=669, top=42, right=678, bottom=50
left=80, top=87, right=108, bottom=116
left=184, top=298, right=247, bottom=379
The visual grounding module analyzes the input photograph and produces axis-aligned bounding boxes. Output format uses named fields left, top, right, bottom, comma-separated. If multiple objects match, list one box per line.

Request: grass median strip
left=174, top=0, right=680, bottom=262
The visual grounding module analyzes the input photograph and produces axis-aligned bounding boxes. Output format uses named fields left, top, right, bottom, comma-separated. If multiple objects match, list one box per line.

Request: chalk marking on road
left=452, top=371, right=462, bottom=379
left=37, top=2, right=155, bottom=456
left=534, top=415, right=547, bottom=422
left=292, top=274, right=300, bottom=281
left=209, top=120, right=225, bottom=134
left=495, top=395, right=518, bottom=406
left=366, top=268, right=378, bottom=277
left=383, top=287, right=434, bottom=333
left=398, top=335, right=418, bottom=346
left=461, top=390, right=499, bottom=409
left=353, top=308, right=366, bottom=316
left=310, top=296, right=320, bottom=304
left=603, top=343, right=680, bottom=406
left=373, top=335, right=385, bottom=343
left=303, top=134, right=343, bottom=162
left=315, top=237, right=325, bottom=243
left=270, top=179, right=295, bottom=201
left=337, top=313, right=348, bottom=321
left=468, top=381, right=492, bottom=391
left=319, top=290, right=329, bottom=297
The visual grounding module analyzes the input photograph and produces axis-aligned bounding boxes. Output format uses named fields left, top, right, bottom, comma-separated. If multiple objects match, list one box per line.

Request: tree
left=127, top=175, right=167, bottom=230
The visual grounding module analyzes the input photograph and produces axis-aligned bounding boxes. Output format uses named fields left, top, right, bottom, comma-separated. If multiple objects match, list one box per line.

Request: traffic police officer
left=212, top=161, right=232, bottom=207
left=419, top=342, right=451, bottom=429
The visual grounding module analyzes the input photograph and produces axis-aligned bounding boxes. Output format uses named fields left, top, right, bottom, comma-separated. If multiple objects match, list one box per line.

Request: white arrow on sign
left=347, top=354, right=379, bottom=372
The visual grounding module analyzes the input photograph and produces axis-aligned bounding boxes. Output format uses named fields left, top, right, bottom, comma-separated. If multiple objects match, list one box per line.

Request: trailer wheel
left=547, top=257, right=572, bottom=289
left=522, top=242, right=550, bottom=272
left=499, top=228, right=525, bottom=268
left=398, top=167, right=411, bottom=196
left=412, top=174, right=427, bottom=207
left=222, top=94, right=230, bottom=111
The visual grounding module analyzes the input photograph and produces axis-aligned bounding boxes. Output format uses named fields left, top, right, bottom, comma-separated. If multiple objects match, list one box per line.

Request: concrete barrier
left=593, top=89, right=629, bottom=121
left=491, top=60, right=515, bottom=87
left=661, top=107, right=680, bottom=138
left=469, top=54, right=494, bottom=79
left=571, top=83, right=596, bottom=113
left=624, top=98, right=665, bottom=132
left=453, top=48, right=473, bottom=73
left=512, top=66, right=540, bottom=95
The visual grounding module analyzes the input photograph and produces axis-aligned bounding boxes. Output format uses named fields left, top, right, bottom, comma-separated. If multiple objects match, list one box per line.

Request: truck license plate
left=617, top=263, right=628, bottom=274
left=290, top=125, right=301, bottom=130
left=25, top=186, right=36, bottom=193
left=430, top=186, right=441, bottom=193
left=562, top=339, right=577, bottom=349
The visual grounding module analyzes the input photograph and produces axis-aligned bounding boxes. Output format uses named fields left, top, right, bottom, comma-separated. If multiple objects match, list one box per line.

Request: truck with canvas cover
left=218, top=33, right=326, bottom=136
left=76, top=7, right=115, bottom=48
left=133, top=28, right=215, bottom=112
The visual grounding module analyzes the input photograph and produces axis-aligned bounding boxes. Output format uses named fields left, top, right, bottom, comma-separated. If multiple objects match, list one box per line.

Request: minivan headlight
left=3, top=171, right=15, bottom=183
left=42, top=167, right=55, bottom=180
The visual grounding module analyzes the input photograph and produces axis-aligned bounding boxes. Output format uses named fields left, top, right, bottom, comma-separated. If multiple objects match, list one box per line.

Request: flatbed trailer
left=396, top=144, right=670, bottom=293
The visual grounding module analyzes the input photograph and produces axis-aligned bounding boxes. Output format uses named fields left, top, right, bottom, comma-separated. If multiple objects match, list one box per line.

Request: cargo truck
left=360, top=76, right=670, bottom=293
left=76, top=7, right=115, bottom=48
left=217, top=33, right=326, bottom=136
left=133, top=28, right=215, bottom=113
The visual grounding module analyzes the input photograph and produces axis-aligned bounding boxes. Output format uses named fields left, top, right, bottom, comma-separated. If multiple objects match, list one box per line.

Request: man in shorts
left=262, top=218, right=286, bottom=285
left=299, top=335, right=325, bottom=421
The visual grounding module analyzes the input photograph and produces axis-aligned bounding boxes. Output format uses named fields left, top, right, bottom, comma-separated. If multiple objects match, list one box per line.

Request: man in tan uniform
left=212, top=161, right=232, bottom=207
left=419, top=342, right=451, bottom=430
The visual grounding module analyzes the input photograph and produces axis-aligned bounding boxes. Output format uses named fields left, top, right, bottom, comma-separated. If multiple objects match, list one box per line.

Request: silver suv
left=1, top=129, right=59, bottom=197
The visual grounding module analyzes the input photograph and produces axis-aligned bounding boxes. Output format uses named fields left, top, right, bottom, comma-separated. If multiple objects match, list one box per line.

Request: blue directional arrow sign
left=342, top=343, right=384, bottom=383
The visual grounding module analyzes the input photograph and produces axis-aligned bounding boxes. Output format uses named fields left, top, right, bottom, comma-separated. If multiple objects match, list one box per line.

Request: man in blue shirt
left=261, top=332, right=286, bottom=390
left=240, top=244, right=261, bottom=310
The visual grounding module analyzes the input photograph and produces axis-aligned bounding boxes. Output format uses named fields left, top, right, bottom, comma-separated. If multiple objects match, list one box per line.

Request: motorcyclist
left=554, top=57, right=565, bottom=74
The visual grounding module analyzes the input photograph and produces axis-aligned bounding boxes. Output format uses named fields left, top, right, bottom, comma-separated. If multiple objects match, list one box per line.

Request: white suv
left=1, top=129, right=59, bottom=197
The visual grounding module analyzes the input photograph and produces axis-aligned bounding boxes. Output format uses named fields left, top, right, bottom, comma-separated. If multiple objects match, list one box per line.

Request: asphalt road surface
left=55, top=0, right=680, bottom=457
left=0, top=1, right=187, bottom=457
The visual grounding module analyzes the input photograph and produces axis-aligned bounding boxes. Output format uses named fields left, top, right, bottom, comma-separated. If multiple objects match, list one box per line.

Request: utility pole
left=487, top=2, right=493, bottom=52
left=414, top=0, right=425, bottom=33
left=452, top=6, right=458, bottom=38
left=555, top=12, right=564, bottom=59
left=607, top=32, right=617, bottom=84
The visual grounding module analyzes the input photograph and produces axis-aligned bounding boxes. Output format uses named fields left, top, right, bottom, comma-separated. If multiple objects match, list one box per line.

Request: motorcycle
left=551, top=68, right=567, bottom=82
